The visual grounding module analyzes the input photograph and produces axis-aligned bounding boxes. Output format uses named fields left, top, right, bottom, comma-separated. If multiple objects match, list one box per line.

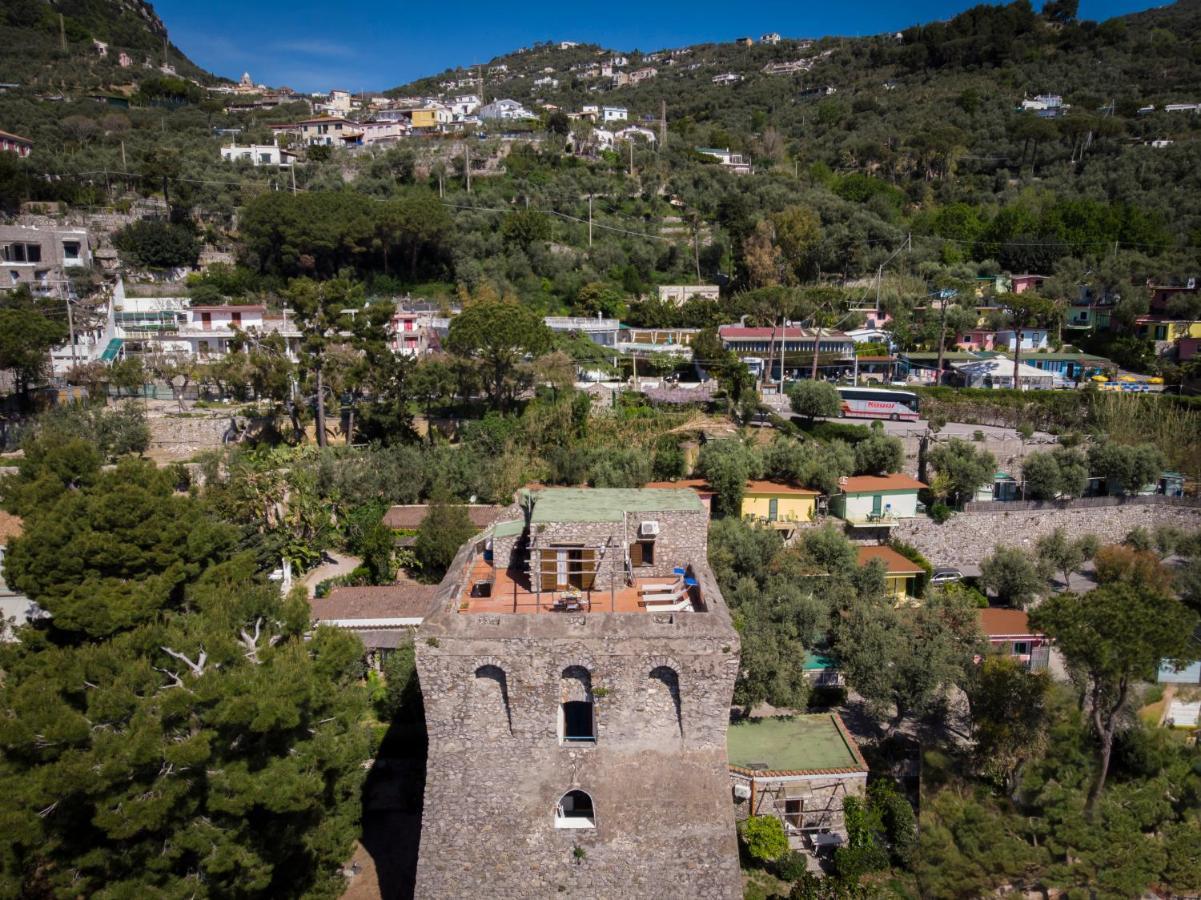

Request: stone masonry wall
left=528, top=507, right=710, bottom=585
left=413, top=547, right=743, bottom=899
left=893, top=503, right=1201, bottom=569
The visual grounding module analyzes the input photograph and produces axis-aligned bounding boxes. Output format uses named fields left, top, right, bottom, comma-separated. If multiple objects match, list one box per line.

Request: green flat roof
left=727, top=715, right=866, bottom=774
left=491, top=519, right=524, bottom=538
left=528, top=487, right=703, bottom=524
left=1024, top=352, right=1112, bottom=362
left=904, top=351, right=1003, bottom=361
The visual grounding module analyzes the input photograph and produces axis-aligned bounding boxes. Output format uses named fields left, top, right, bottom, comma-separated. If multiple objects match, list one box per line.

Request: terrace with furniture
left=455, top=487, right=712, bottom=615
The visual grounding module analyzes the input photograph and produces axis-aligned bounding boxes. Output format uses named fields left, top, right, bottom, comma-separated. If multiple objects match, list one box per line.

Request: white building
left=658, top=285, right=719, bottom=305
left=447, top=94, right=481, bottom=117
left=601, top=106, right=628, bottom=123
left=220, top=142, right=295, bottom=166
left=760, top=32, right=782, bottom=44
left=478, top=99, right=536, bottom=121
left=615, top=125, right=656, bottom=144
left=1020, top=94, right=1065, bottom=112
left=696, top=147, right=752, bottom=174
left=712, top=72, right=742, bottom=86
left=543, top=316, right=621, bottom=347
left=326, top=89, right=352, bottom=114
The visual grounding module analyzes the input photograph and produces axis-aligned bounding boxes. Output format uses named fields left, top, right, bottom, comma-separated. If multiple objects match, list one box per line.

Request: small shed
left=975, top=471, right=1020, bottom=502
left=728, top=714, right=869, bottom=851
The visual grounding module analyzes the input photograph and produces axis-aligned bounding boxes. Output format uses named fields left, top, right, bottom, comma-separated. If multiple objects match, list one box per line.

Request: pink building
left=1010, top=274, right=1047, bottom=294
left=978, top=608, right=1049, bottom=671
left=0, top=130, right=32, bottom=158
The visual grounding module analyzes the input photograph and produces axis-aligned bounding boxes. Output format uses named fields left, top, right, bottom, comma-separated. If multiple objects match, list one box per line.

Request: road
left=802, top=415, right=1056, bottom=442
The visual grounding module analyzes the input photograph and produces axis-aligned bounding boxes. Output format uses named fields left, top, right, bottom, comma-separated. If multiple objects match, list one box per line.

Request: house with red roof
left=830, top=473, right=927, bottom=528
left=977, top=607, right=1049, bottom=671
left=857, top=545, right=924, bottom=603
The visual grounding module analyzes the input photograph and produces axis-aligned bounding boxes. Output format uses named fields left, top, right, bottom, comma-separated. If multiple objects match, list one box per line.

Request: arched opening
left=474, top=664, right=512, bottom=735
left=560, top=666, right=595, bottom=743
left=554, top=789, right=595, bottom=829
left=649, top=665, right=683, bottom=736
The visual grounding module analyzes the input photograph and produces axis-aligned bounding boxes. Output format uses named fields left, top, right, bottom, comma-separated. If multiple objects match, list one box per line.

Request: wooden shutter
left=539, top=552, right=558, bottom=591
left=578, top=549, right=596, bottom=589
left=629, top=541, right=643, bottom=567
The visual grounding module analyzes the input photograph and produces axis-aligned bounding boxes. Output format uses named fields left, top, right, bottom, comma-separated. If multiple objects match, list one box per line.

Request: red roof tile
left=840, top=474, right=926, bottom=493
left=857, top=545, right=924, bottom=575
left=314, top=584, right=440, bottom=621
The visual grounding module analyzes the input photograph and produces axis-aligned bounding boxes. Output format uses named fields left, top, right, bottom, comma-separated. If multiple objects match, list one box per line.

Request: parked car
left=930, top=568, right=962, bottom=585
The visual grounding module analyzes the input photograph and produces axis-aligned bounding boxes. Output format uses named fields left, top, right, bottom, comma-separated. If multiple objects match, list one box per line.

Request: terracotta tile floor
left=458, top=557, right=699, bottom=614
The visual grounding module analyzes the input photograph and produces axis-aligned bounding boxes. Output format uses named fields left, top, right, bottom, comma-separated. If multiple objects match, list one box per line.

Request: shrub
left=787, top=379, right=841, bottom=422
left=739, top=815, right=789, bottom=864
left=414, top=501, right=477, bottom=582
left=1125, top=526, right=1153, bottom=552
left=113, top=219, right=200, bottom=269
left=973, top=429, right=985, bottom=441
left=774, top=850, right=810, bottom=882
left=929, top=502, right=952, bottom=523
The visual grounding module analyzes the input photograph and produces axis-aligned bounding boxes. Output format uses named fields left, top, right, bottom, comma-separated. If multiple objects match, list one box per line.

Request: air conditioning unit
left=640, top=520, right=660, bottom=537
left=732, top=783, right=751, bottom=800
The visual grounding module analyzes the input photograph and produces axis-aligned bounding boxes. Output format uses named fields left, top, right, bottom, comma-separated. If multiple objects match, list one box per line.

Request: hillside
left=379, top=1, right=1201, bottom=270
left=0, top=0, right=209, bottom=88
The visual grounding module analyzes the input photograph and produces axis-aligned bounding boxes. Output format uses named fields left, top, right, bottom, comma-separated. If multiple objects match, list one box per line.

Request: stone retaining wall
left=893, top=504, right=1201, bottom=569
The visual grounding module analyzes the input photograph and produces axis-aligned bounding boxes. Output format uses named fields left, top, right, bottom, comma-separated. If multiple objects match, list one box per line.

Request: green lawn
left=728, top=715, right=864, bottom=772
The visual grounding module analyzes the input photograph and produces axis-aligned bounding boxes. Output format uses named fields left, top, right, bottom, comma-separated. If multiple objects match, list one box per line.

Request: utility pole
left=628, top=139, right=634, bottom=177
left=935, top=295, right=950, bottom=386
left=465, top=144, right=471, bottom=193
left=120, top=140, right=126, bottom=171
left=810, top=319, right=823, bottom=381
left=588, top=193, right=593, bottom=247
left=64, top=290, right=78, bottom=369
left=290, top=162, right=296, bottom=194
left=659, top=99, right=666, bottom=146
left=59, top=14, right=65, bottom=51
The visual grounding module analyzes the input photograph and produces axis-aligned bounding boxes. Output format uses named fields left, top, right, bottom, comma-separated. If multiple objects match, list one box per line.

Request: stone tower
left=413, top=488, right=743, bottom=899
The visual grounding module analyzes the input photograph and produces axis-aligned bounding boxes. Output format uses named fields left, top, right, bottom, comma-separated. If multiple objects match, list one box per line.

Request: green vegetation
left=739, top=815, right=789, bottom=864
left=0, top=439, right=370, bottom=898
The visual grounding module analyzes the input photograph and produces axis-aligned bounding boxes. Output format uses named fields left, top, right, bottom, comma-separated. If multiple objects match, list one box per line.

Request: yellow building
left=410, top=107, right=450, bottom=130
left=1139, top=319, right=1201, bottom=342
left=857, top=546, right=924, bottom=604
left=741, top=481, right=820, bottom=525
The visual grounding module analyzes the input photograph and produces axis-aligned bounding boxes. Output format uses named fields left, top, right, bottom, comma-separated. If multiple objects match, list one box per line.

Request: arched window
left=554, top=789, right=595, bottom=829
left=474, top=664, right=512, bottom=735
left=560, top=666, right=595, bottom=743
left=648, top=665, right=683, bottom=737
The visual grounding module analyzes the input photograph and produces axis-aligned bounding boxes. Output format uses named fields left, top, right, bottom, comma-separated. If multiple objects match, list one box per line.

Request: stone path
left=303, top=551, right=362, bottom=598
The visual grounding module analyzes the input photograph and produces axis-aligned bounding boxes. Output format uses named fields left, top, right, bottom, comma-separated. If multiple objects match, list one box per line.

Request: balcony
left=841, top=512, right=899, bottom=529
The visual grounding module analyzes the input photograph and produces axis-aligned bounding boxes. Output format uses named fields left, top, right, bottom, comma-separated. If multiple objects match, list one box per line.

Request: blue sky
left=155, top=0, right=1167, bottom=93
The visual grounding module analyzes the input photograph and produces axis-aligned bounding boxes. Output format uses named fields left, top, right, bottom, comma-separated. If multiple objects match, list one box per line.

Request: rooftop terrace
left=727, top=714, right=868, bottom=775
left=457, top=554, right=706, bottom=614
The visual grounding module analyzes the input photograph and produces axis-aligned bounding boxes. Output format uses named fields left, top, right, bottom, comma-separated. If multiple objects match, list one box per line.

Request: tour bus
left=836, top=386, right=921, bottom=421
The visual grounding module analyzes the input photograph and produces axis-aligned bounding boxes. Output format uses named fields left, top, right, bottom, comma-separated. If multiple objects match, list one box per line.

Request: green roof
left=1024, top=351, right=1112, bottom=362
left=727, top=715, right=866, bottom=774
left=528, top=487, right=703, bottom=524
left=903, top=351, right=1003, bottom=361
left=491, top=519, right=524, bottom=539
